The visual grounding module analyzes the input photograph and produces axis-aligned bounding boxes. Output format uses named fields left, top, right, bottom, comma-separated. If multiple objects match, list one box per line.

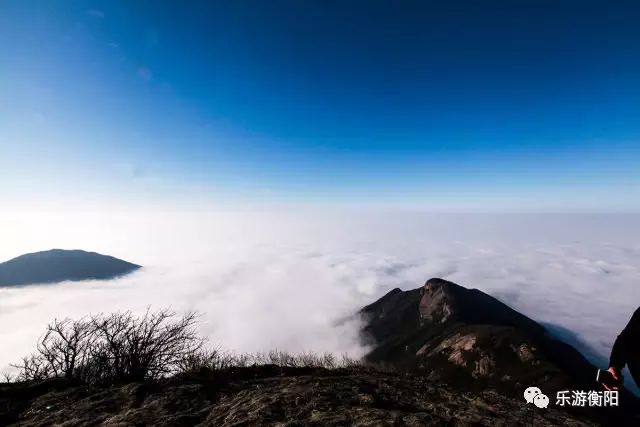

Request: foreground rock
left=0, top=249, right=140, bottom=287
left=0, top=366, right=598, bottom=426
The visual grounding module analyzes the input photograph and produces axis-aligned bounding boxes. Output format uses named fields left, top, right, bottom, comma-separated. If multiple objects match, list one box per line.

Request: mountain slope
left=0, top=249, right=140, bottom=287
left=361, top=279, right=592, bottom=391
left=360, top=278, right=640, bottom=423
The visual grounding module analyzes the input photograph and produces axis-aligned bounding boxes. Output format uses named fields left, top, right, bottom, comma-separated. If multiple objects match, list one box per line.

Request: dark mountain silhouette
left=0, top=249, right=140, bottom=287
left=360, top=278, right=640, bottom=423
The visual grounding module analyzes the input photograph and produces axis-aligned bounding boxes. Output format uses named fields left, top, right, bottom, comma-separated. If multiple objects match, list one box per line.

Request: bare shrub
left=89, top=309, right=202, bottom=382
left=11, top=354, right=51, bottom=382
left=176, top=349, right=223, bottom=372
left=38, top=317, right=95, bottom=380
left=14, top=309, right=202, bottom=384
left=13, top=309, right=378, bottom=384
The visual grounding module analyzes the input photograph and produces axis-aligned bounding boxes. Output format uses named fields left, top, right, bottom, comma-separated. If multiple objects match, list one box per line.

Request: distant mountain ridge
left=0, top=249, right=140, bottom=287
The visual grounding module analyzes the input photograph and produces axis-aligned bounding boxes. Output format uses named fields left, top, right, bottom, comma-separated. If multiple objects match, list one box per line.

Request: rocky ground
left=0, top=366, right=601, bottom=426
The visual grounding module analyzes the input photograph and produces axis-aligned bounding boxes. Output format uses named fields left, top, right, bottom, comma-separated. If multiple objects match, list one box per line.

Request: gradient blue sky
left=1, top=1, right=639, bottom=211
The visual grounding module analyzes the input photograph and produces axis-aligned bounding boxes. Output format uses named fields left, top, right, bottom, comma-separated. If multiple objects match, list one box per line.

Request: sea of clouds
left=1, top=210, right=639, bottom=388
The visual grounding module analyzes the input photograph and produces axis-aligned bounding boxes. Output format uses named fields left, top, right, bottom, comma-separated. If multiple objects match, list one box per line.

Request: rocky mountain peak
left=362, top=278, right=617, bottom=395
left=419, top=278, right=462, bottom=323
left=361, top=277, right=640, bottom=423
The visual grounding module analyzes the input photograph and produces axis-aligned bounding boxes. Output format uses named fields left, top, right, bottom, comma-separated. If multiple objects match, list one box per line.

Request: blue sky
left=1, top=1, right=639, bottom=211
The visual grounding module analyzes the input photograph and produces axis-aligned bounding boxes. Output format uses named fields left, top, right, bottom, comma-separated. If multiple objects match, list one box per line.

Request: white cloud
left=1, top=211, right=639, bottom=390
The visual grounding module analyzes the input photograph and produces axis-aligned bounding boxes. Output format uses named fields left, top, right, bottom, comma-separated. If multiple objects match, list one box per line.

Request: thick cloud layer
left=1, top=211, right=639, bottom=388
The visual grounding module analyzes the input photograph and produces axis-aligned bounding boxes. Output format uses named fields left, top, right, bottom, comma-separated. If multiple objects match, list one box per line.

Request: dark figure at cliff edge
left=607, top=307, right=640, bottom=389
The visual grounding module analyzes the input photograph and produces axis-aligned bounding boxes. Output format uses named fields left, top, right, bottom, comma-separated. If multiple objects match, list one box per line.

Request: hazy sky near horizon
left=1, top=1, right=639, bottom=211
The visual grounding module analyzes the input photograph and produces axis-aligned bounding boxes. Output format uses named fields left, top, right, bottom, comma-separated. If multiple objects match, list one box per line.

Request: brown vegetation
left=9, top=309, right=365, bottom=386
left=12, top=309, right=202, bottom=384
